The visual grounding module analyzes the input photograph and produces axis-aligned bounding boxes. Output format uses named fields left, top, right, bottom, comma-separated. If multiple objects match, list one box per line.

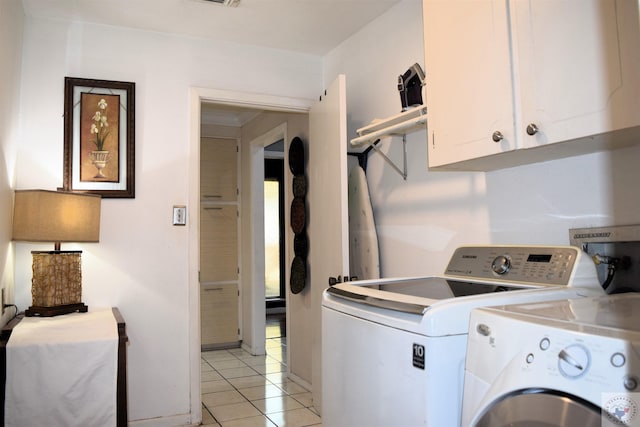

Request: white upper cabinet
left=424, top=0, right=640, bottom=171
left=424, top=0, right=515, bottom=168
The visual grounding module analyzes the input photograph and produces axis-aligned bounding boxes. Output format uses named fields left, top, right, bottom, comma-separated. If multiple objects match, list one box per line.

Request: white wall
left=15, top=16, right=321, bottom=425
left=11, top=1, right=640, bottom=424
left=324, top=0, right=640, bottom=278
left=0, top=0, right=24, bottom=324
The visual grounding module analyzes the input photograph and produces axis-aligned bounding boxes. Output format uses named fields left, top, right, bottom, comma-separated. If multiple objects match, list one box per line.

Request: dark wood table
left=0, top=307, right=128, bottom=426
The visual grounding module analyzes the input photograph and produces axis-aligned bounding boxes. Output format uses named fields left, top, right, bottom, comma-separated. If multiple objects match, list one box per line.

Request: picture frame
left=63, top=77, right=135, bottom=198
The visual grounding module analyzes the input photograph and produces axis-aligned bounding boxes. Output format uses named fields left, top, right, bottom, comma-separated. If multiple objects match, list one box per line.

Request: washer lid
left=323, top=277, right=603, bottom=336
left=326, top=277, right=529, bottom=315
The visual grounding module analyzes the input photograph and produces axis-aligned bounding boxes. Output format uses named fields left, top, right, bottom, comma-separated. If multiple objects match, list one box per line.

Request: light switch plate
left=173, top=205, right=186, bottom=226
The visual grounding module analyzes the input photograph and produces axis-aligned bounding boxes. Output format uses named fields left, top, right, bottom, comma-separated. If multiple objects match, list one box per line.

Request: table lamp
left=12, top=190, right=101, bottom=317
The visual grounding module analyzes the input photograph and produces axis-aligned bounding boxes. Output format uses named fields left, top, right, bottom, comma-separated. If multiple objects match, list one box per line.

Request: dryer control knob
left=558, top=344, right=590, bottom=379
left=491, top=256, right=511, bottom=275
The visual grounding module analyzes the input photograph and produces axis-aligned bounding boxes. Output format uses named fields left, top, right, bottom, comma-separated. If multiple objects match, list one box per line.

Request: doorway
left=264, top=146, right=287, bottom=359
left=188, top=86, right=313, bottom=422
left=264, top=152, right=286, bottom=307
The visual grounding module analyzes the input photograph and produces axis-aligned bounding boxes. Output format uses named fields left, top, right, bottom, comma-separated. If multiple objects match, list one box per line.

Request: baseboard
left=128, top=413, right=195, bottom=427
left=287, top=371, right=312, bottom=392
left=242, top=341, right=266, bottom=356
left=201, top=341, right=241, bottom=352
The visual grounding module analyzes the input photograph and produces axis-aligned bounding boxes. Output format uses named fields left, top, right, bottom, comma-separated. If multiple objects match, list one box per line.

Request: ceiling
left=21, top=0, right=402, bottom=56
left=21, top=0, right=402, bottom=125
left=200, top=103, right=264, bottom=127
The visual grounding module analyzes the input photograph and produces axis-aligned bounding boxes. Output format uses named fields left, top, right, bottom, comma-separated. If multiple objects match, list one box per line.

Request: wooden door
left=307, top=75, right=349, bottom=412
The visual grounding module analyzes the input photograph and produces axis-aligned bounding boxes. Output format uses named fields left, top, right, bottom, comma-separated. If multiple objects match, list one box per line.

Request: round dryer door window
left=474, top=390, right=601, bottom=427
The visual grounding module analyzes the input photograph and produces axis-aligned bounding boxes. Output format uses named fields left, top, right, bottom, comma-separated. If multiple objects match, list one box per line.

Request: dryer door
left=475, top=391, right=601, bottom=427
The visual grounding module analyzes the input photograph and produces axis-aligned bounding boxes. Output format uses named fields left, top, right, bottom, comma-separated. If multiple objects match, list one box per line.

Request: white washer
left=462, top=293, right=640, bottom=427
left=321, top=245, right=604, bottom=427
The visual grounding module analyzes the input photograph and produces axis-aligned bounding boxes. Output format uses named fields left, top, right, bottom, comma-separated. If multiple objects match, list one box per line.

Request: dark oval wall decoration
left=288, top=137, right=304, bottom=176
left=292, top=174, right=307, bottom=198
left=294, top=232, right=308, bottom=258
left=289, top=136, right=308, bottom=294
left=290, top=256, right=306, bottom=294
left=290, top=197, right=306, bottom=235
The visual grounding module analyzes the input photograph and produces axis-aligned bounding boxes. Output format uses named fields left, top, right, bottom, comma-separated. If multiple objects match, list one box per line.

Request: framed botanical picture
left=63, top=77, right=135, bottom=198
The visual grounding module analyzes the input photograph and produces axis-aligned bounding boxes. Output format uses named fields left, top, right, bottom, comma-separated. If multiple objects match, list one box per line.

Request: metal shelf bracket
left=349, top=106, right=426, bottom=180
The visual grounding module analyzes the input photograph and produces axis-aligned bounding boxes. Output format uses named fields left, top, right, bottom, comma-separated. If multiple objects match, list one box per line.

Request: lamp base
left=25, top=303, right=88, bottom=317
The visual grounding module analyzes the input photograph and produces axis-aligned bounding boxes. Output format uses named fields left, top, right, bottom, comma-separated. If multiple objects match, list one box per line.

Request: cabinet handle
left=526, top=123, right=539, bottom=135
left=205, top=287, right=224, bottom=292
left=203, top=195, right=222, bottom=198
left=492, top=131, right=504, bottom=142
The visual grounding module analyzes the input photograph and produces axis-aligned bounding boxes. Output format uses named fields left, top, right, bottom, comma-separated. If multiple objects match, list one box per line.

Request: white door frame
left=247, top=122, right=288, bottom=357
left=188, top=86, right=312, bottom=424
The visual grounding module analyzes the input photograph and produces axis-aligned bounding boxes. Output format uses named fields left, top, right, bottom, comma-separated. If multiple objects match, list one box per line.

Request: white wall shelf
left=350, top=106, right=427, bottom=147
left=350, top=105, right=427, bottom=180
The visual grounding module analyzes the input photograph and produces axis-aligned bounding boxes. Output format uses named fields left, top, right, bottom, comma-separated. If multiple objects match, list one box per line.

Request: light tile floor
left=201, top=315, right=322, bottom=427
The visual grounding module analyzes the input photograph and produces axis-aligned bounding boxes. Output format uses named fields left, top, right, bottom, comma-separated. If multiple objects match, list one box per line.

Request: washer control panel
left=445, top=246, right=579, bottom=286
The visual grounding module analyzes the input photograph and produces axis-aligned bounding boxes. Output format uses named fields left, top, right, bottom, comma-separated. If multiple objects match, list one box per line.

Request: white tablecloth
left=5, top=308, right=118, bottom=427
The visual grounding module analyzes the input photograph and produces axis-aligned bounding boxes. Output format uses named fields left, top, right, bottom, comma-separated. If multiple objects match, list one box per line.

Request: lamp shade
left=12, top=190, right=101, bottom=243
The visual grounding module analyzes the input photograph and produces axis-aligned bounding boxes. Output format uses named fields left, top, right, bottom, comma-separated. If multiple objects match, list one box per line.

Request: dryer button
left=539, top=338, right=550, bottom=351
left=476, top=324, right=491, bottom=336
left=624, top=376, right=638, bottom=391
left=611, top=353, right=626, bottom=368
left=526, top=353, right=534, bottom=364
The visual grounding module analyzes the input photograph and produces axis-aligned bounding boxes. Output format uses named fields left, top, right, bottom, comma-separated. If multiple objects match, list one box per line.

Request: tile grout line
left=200, top=318, right=320, bottom=426
left=202, top=347, right=304, bottom=425
left=202, top=362, right=317, bottom=423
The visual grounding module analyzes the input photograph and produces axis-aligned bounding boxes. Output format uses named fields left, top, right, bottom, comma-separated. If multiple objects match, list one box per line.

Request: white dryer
left=462, top=293, right=640, bottom=427
left=321, top=245, right=604, bottom=427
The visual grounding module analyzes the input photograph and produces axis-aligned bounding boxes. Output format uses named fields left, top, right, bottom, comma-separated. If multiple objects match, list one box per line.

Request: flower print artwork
left=79, top=92, right=120, bottom=182
left=63, top=77, right=135, bottom=197
left=90, top=98, right=110, bottom=151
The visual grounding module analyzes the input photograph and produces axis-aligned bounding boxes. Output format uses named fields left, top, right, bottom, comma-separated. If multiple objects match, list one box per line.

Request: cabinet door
left=200, top=136, right=239, bottom=347
left=200, top=205, right=238, bottom=283
left=513, top=0, right=640, bottom=149
left=424, top=0, right=516, bottom=168
left=200, top=137, right=238, bottom=202
left=200, top=284, right=239, bottom=346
